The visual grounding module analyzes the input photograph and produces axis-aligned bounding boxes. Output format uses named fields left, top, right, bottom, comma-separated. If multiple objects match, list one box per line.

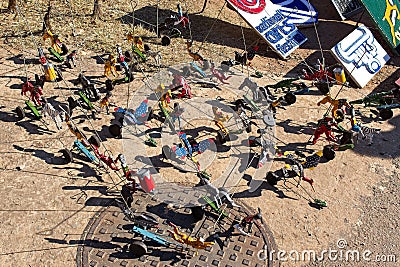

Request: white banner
left=270, top=0, right=318, bottom=27
left=331, top=24, right=390, bottom=88
left=226, top=0, right=307, bottom=59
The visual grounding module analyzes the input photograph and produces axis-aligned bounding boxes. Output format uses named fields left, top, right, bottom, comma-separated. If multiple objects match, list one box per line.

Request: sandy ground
left=0, top=0, right=398, bottom=266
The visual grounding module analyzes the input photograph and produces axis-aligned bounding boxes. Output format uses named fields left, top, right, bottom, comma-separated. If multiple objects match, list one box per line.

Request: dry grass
left=2, top=0, right=263, bottom=72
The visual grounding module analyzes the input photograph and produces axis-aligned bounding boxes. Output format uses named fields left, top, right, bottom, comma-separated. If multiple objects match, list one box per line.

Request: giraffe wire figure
left=104, top=54, right=118, bottom=77
left=160, top=89, right=172, bottom=110
left=167, top=222, right=214, bottom=255
left=186, top=40, right=204, bottom=63
left=100, top=91, right=113, bottom=114
left=212, top=106, right=229, bottom=136
left=127, top=34, right=145, bottom=51
left=317, top=94, right=351, bottom=120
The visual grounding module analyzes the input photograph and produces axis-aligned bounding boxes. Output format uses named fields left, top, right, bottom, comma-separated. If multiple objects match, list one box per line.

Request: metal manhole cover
left=76, top=192, right=277, bottom=267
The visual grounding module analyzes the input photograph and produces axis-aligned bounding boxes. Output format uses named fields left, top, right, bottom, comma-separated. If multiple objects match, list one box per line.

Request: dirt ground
left=0, top=0, right=398, bottom=266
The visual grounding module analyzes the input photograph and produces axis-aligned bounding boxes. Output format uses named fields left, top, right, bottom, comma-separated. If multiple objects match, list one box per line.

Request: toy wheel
left=68, top=96, right=78, bottom=111
left=266, top=171, right=278, bottom=186
left=379, top=108, right=393, bottom=120
left=61, top=44, right=68, bottom=55
left=105, top=79, right=114, bottom=91
left=89, top=135, right=101, bottom=147
left=144, top=44, right=151, bottom=51
left=323, top=146, right=335, bottom=161
left=191, top=206, right=205, bottom=221
left=284, top=92, right=296, bottom=105
left=61, top=148, right=73, bottom=163
left=162, top=145, right=173, bottom=159
left=334, top=109, right=344, bottom=123
left=115, top=64, right=122, bottom=72
left=315, top=82, right=330, bottom=95
left=129, top=240, right=147, bottom=256
left=161, top=35, right=171, bottom=46
left=16, top=106, right=25, bottom=120
left=109, top=124, right=122, bottom=137
left=182, top=66, right=191, bottom=77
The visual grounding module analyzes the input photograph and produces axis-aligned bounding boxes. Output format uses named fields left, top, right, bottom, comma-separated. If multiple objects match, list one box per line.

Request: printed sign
left=331, top=24, right=390, bottom=88
left=331, top=0, right=364, bottom=20
left=360, top=0, right=400, bottom=53
left=226, top=0, right=307, bottom=59
left=270, top=0, right=318, bottom=27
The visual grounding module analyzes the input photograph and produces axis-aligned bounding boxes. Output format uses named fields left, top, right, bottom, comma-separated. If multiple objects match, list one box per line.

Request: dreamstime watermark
left=257, top=239, right=397, bottom=263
